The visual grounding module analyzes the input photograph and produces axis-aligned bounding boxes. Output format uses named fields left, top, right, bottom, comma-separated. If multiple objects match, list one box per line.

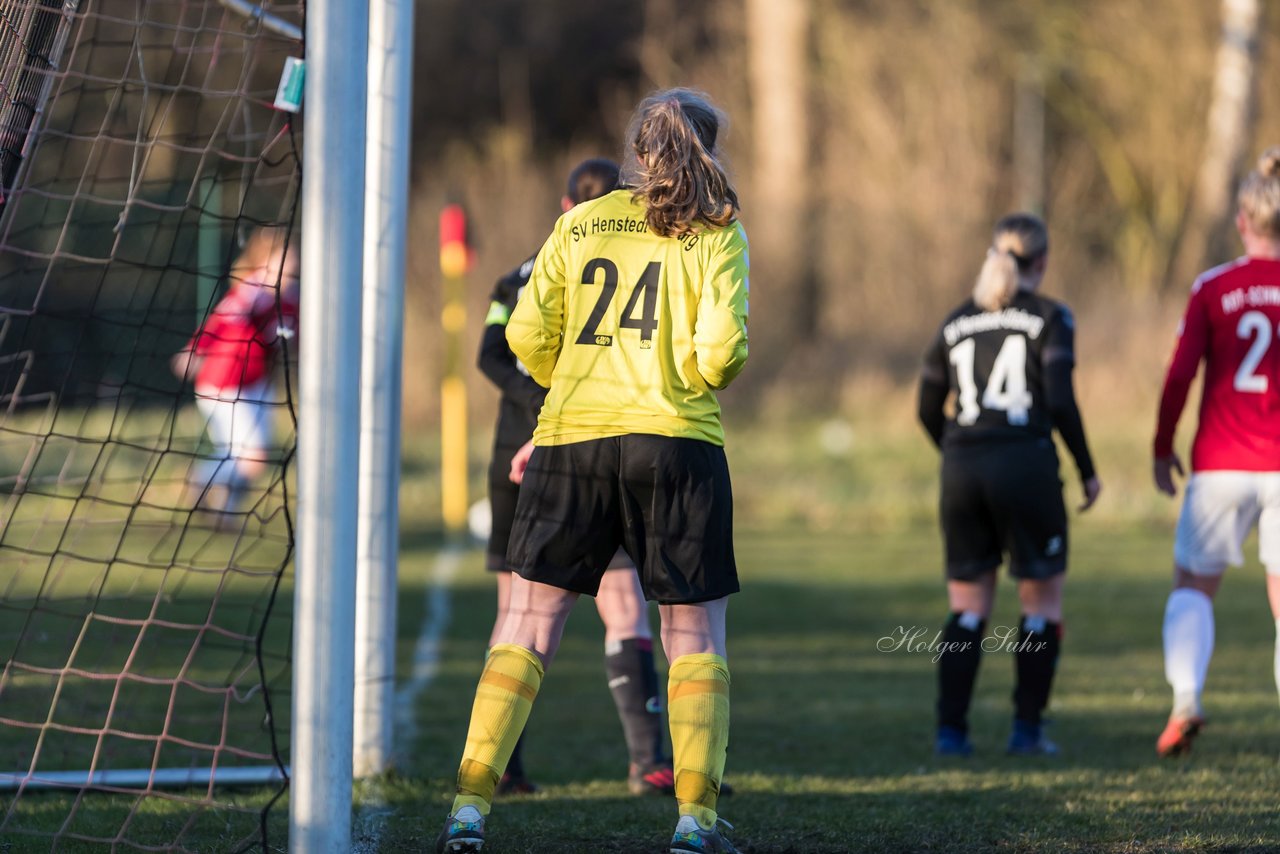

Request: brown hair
left=567, top=158, right=620, bottom=205
left=621, top=88, right=739, bottom=238
left=972, top=213, right=1048, bottom=311
left=1238, top=147, right=1280, bottom=238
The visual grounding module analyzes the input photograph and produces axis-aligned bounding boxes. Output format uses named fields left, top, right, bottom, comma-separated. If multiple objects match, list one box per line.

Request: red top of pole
left=439, top=204, right=472, bottom=278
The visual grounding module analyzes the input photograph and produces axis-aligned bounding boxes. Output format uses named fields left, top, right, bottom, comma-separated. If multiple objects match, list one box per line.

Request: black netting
left=0, top=2, right=302, bottom=851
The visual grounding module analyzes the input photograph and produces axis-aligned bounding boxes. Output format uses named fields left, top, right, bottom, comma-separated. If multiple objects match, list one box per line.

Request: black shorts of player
left=486, top=444, right=522, bottom=572
left=488, top=452, right=634, bottom=573
left=507, top=434, right=739, bottom=605
left=940, top=437, right=1068, bottom=581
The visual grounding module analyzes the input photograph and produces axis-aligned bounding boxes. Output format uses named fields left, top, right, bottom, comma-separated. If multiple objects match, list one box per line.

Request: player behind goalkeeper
left=917, top=213, right=1101, bottom=757
left=1152, top=148, right=1280, bottom=757
left=478, top=157, right=680, bottom=797
left=438, top=88, right=748, bottom=854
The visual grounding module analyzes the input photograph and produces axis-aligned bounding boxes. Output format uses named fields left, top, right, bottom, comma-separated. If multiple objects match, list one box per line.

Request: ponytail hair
left=972, top=213, right=1048, bottom=311
left=621, top=88, right=739, bottom=238
left=1238, top=146, right=1280, bottom=238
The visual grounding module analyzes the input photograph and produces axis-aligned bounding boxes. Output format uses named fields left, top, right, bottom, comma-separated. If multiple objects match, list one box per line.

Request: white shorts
left=1174, top=471, right=1280, bottom=576
left=194, top=379, right=275, bottom=460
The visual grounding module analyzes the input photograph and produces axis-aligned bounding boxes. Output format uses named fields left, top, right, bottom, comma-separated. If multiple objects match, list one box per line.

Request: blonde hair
left=1237, top=147, right=1280, bottom=238
left=621, top=88, right=739, bottom=238
left=972, top=213, right=1049, bottom=311
left=231, top=226, right=296, bottom=290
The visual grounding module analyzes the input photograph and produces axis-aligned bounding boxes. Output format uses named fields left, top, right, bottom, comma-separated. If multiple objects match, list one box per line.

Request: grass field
left=361, top=522, right=1280, bottom=853
left=6, top=412, right=1280, bottom=852
left=0, top=407, right=294, bottom=852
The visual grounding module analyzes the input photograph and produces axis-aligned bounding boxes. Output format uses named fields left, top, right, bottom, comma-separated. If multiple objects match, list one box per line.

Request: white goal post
left=290, top=0, right=409, bottom=839
left=355, top=0, right=413, bottom=781
left=290, top=0, right=369, bottom=851
left=293, top=0, right=412, bottom=848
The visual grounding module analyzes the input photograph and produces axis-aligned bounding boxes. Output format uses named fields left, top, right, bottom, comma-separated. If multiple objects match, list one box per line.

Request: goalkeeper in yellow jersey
left=438, top=88, right=748, bottom=854
left=478, top=158, right=688, bottom=798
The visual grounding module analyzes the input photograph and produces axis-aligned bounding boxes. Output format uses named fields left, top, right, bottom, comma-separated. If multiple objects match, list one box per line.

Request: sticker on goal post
left=274, top=57, right=305, bottom=112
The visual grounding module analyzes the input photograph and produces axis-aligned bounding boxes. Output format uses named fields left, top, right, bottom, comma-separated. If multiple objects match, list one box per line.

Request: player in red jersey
left=172, top=227, right=298, bottom=514
left=1153, top=148, right=1280, bottom=757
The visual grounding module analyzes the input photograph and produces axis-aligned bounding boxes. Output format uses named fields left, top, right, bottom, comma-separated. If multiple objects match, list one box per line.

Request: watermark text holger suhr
left=877, top=626, right=1048, bottom=663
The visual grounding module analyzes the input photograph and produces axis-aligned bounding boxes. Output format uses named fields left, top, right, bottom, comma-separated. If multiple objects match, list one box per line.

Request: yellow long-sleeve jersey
left=507, top=189, right=749, bottom=447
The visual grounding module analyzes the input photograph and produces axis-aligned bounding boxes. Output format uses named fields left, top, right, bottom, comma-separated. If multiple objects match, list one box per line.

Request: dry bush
left=403, top=0, right=1280, bottom=427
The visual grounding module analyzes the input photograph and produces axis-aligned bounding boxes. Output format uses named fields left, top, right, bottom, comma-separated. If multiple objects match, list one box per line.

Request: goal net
left=0, top=1, right=302, bottom=850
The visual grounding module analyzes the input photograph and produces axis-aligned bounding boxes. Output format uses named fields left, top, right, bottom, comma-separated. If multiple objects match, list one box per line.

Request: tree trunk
left=1013, top=54, right=1046, bottom=215
left=745, top=0, right=815, bottom=343
left=1169, top=0, right=1261, bottom=289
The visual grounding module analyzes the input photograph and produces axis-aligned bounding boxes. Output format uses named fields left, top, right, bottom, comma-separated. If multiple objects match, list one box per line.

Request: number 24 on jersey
left=574, top=257, right=659, bottom=349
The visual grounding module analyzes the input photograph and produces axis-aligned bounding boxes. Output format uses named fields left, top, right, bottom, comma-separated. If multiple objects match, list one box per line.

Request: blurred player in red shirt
left=172, top=227, right=298, bottom=514
left=1153, top=148, right=1280, bottom=756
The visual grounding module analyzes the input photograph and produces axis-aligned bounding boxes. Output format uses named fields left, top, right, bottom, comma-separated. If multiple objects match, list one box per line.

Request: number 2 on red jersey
left=1234, top=310, right=1276, bottom=393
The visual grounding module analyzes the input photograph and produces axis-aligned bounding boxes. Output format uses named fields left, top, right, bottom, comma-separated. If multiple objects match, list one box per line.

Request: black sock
left=605, top=637, right=665, bottom=769
left=1013, top=616, right=1061, bottom=725
left=937, top=612, right=985, bottom=733
left=505, top=731, right=527, bottom=779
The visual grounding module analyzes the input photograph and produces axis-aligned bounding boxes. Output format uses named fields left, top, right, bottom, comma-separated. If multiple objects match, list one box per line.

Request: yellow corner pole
left=439, top=204, right=470, bottom=536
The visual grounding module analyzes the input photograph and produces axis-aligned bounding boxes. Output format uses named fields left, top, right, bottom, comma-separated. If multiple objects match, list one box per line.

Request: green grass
left=364, top=523, right=1280, bottom=853
left=1, top=403, right=294, bottom=852
left=0, top=511, right=293, bottom=852
left=6, top=414, right=1280, bottom=851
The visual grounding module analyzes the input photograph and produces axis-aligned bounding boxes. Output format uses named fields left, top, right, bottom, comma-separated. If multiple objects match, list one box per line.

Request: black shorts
left=507, top=434, right=738, bottom=604
left=940, top=438, right=1067, bottom=581
left=488, top=458, right=632, bottom=573
left=487, top=467, right=520, bottom=572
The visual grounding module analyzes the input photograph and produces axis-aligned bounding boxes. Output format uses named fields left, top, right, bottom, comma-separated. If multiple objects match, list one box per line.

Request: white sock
left=1163, top=588, right=1214, bottom=719
left=454, top=805, right=482, bottom=823
left=675, top=815, right=705, bottom=833
left=1274, top=618, right=1280, bottom=709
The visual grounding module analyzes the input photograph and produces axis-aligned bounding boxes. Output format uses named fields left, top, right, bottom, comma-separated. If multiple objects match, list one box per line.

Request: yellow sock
left=451, top=643, right=544, bottom=816
left=667, top=653, right=730, bottom=830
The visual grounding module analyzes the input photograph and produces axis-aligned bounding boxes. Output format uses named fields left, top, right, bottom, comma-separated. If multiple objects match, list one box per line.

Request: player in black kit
left=478, top=158, right=676, bottom=796
left=917, top=213, right=1102, bottom=757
